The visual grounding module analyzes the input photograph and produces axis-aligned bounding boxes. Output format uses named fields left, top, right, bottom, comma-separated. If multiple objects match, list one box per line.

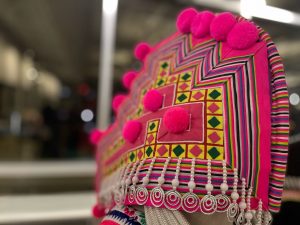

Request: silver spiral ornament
left=181, top=192, right=200, bottom=213
left=200, top=195, right=217, bottom=214
left=216, top=194, right=231, bottom=212
left=164, top=190, right=181, bottom=210
left=128, top=186, right=136, bottom=203
left=236, top=211, right=245, bottom=225
left=150, top=187, right=165, bottom=207
left=135, top=186, right=149, bottom=205
left=227, top=202, right=239, bottom=222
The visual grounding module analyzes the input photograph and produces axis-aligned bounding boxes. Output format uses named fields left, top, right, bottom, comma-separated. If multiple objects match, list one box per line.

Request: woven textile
left=95, top=12, right=289, bottom=219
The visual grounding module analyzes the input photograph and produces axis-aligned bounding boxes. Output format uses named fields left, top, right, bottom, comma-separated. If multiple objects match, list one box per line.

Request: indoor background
left=0, top=0, right=299, bottom=224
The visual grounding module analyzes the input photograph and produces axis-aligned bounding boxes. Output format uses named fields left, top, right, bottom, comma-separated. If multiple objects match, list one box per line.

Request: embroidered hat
left=93, top=8, right=289, bottom=224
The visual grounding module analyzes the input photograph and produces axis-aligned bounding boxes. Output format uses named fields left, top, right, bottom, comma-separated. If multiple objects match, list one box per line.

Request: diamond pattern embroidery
left=146, top=146, right=154, bottom=157
left=156, top=145, right=169, bottom=157
left=190, top=145, right=202, bottom=157
left=129, top=152, right=136, bottom=162
left=208, top=117, right=221, bottom=128
left=137, top=149, right=144, bottom=159
left=208, top=147, right=221, bottom=159
left=208, top=132, right=221, bottom=143
left=172, top=145, right=185, bottom=157
left=209, top=89, right=221, bottom=99
left=181, top=73, right=191, bottom=81
left=208, top=103, right=219, bottom=113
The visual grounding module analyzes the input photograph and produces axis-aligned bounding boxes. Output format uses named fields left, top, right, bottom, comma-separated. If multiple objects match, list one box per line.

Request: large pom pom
left=210, top=12, right=237, bottom=41
left=176, top=7, right=197, bottom=33
left=191, top=11, right=215, bottom=38
left=112, top=94, right=127, bottom=113
left=134, top=42, right=151, bottom=61
left=122, top=120, right=142, bottom=143
left=143, top=89, right=163, bottom=112
left=122, top=71, right=137, bottom=89
left=92, top=204, right=105, bottom=218
left=89, top=129, right=103, bottom=145
left=163, top=107, right=190, bottom=134
left=227, top=21, right=259, bottom=50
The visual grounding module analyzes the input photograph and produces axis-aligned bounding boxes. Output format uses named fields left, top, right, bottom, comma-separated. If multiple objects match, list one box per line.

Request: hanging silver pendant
left=216, top=194, right=231, bottom=212
left=150, top=187, right=165, bottom=207
left=128, top=186, right=136, bottom=203
left=181, top=192, right=200, bottom=213
left=164, top=190, right=182, bottom=210
left=135, top=186, right=149, bottom=205
left=236, top=211, right=245, bottom=225
left=200, top=194, right=217, bottom=215
left=227, top=202, right=239, bottom=222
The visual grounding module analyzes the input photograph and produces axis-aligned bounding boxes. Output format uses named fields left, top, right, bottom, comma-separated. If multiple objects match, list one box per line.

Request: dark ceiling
left=0, top=0, right=299, bottom=90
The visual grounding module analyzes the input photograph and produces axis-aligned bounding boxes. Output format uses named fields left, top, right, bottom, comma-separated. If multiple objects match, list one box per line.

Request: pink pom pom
left=143, top=90, right=163, bottom=112
left=163, top=107, right=190, bottom=134
left=134, top=42, right=151, bottom=61
left=210, top=12, right=237, bottom=41
left=112, top=94, right=127, bottom=113
left=227, top=21, right=259, bottom=50
left=122, top=120, right=142, bottom=143
left=89, top=129, right=103, bottom=145
left=122, top=71, right=137, bottom=89
left=191, top=11, right=215, bottom=38
left=92, top=204, right=105, bottom=218
left=176, top=7, right=197, bottom=33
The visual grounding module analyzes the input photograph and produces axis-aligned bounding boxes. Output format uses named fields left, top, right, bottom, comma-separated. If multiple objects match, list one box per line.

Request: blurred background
left=0, top=0, right=299, bottom=224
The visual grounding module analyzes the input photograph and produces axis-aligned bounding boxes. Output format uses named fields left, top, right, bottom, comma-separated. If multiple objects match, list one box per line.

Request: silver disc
left=181, top=192, right=200, bottom=213
left=135, top=186, right=149, bottom=205
left=164, top=190, right=181, bottom=210
left=199, top=194, right=217, bottom=215
left=227, top=203, right=239, bottom=222
left=150, top=187, right=165, bottom=207
left=216, top=194, right=231, bottom=212
left=128, top=186, right=136, bottom=203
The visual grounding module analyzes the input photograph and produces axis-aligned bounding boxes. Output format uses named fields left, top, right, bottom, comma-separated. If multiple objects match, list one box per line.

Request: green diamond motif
left=177, top=93, right=187, bottom=102
left=208, top=147, right=220, bottom=159
left=161, top=62, right=168, bottom=69
left=181, top=73, right=191, bottom=81
left=137, top=108, right=142, bottom=115
left=146, top=146, right=153, bottom=157
left=129, top=152, right=136, bottom=162
left=157, top=79, right=164, bottom=86
left=209, top=90, right=221, bottom=99
left=149, top=123, right=156, bottom=131
left=208, top=117, right=220, bottom=128
left=173, top=145, right=184, bottom=157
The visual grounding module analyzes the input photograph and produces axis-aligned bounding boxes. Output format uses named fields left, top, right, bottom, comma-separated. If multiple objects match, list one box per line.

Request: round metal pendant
left=181, top=192, right=200, bottom=213
left=199, top=194, right=217, bottom=215
left=227, top=203, right=239, bottom=222
left=236, top=211, right=245, bottom=225
left=135, top=186, right=149, bottom=205
left=150, top=187, right=165, bottom=207
left=164, top=190, right=181, bottom=210
left=216, top=194, right=231, bottom=212
left=128, top=186, right=136, bottom=203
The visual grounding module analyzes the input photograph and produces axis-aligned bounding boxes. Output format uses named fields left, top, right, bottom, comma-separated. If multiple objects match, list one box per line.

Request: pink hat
left=95, top=9, right=289, bottom=225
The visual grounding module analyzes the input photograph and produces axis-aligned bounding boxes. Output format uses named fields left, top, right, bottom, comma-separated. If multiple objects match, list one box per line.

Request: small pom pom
left=112, top=94, right=127, bottom=113
left=89, top=129, right=103, bottom=145
left=134, top=42, right=151, bottom=61
left=122, top=120, right=142, bottom=143
left=227, top=21, right=259, bottom=50
left=92, top=204, right=105, bottom=218
left=210, top=12, right=237, bottom=41
left=191, top=11, right=215, bottom=38
left=163, top=107, right=189, bottom=134
left=122, top=71, right=137, bottom=89
left=176, top=7, right=197, bottom=33
left=143, top=89, right=163, bottom=112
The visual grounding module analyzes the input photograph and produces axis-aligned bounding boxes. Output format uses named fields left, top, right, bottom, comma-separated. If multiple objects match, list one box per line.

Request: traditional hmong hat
left=92, top=8, right=289, bottom=225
